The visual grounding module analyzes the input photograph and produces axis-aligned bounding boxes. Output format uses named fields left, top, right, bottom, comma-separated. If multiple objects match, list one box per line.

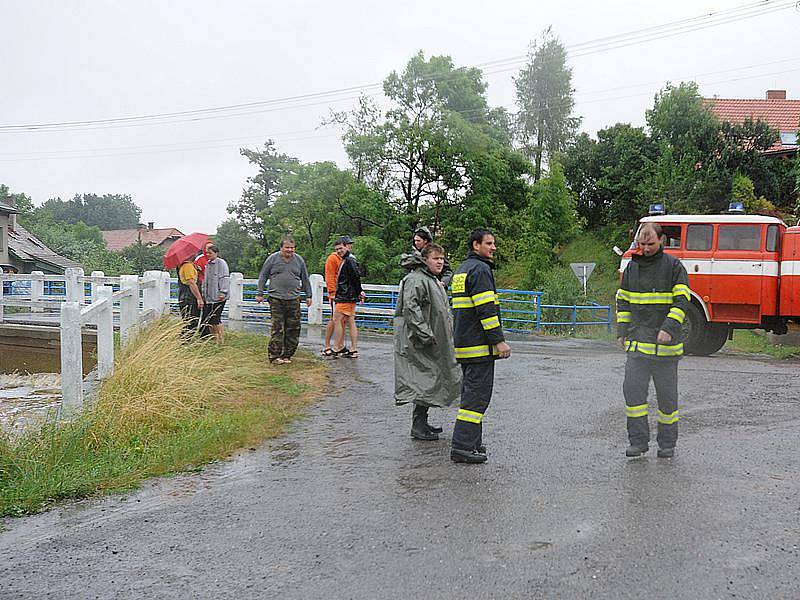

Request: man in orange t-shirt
left=321, top=238, right=347, bottom=356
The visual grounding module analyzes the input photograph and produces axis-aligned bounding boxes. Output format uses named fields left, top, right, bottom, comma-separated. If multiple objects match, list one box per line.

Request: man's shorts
left=334, top=301, right=356, bottom=316
left=202, top=300, right=226, bottom=325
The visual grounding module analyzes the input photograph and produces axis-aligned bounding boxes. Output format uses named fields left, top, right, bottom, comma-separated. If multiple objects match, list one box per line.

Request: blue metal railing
left=3, top=275, right=611, bottom=334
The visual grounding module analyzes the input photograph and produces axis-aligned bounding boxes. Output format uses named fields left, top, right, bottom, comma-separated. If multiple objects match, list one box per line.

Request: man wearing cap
left=411, top=226, right=453, bottom=286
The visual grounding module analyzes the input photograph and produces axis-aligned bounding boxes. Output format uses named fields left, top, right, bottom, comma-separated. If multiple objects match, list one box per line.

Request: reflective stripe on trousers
left=623, top=354, right=679, bottom=449
left=452, top=361, right=495, bottom=452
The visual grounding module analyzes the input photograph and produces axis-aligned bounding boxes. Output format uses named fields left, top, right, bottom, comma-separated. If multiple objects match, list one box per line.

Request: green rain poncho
left=393, top=252, right=461, bottom=407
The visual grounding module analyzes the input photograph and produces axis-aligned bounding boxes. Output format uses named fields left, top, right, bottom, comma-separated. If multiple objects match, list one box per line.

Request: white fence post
left=90, top=271, right=105, bottom=304
left=142, top=270, right=160, bottom=319
left=0, top=274, right=4, bottom=323
left=229, top=272, right=244, bottom=322
left=119, top=274, right=139, bottom=347
left=160, top=271, right=172, bottom=316
left=31, top=270, right=44, bottom=313
left=65, top=267, right=84, bottom=304
left=308, top=274, right=324, bottom=326
left=60, top=301, right=83, bottom=413
left=96, top=286, right=114, bottom=379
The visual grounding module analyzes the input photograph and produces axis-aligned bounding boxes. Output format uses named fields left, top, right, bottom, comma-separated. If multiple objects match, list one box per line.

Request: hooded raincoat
left=393, top=253, right=461, bottom=408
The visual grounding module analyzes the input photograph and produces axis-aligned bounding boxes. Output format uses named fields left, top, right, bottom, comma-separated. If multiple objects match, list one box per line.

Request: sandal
left=320, top=348, right=335, bottom=357
left=333, top=347, right=350, bottom=356
left=343, top=349, right=359, bottom=358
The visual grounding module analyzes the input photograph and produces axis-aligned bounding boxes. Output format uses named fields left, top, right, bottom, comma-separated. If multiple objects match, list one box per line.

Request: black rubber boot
left=450, top=448, right=488, bottom=464
left=412, top=406, right=438, bottom=441
left=625, top=444, right=649, bottom=457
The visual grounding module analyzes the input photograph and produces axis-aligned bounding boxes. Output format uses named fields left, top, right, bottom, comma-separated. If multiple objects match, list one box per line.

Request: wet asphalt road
left=1, top=334, right=799, bottom=599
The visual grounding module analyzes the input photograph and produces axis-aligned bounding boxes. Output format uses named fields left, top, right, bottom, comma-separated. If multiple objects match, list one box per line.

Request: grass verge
left=0, top=319, right=326, bottom=517
left=726, top=330, right=800, bottom=359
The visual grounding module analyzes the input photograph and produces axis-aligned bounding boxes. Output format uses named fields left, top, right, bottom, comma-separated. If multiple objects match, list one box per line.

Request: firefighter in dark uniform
left=616, top=223, right=690, bottom=458
left=450, top=228, right=512, bottom=464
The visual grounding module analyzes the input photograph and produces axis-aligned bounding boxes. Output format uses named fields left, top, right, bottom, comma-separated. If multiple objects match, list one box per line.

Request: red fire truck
left=621, top=211, right=800, bottom=355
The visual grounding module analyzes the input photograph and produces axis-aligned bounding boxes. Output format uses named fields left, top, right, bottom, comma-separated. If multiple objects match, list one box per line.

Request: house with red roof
left=102, top=223, right=184, bottom=252
left=705, top=90, right=799, bottom=158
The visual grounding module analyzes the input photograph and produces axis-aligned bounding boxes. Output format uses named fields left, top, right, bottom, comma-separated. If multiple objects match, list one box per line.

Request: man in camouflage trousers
left=256, top=236, right=313, bottom=364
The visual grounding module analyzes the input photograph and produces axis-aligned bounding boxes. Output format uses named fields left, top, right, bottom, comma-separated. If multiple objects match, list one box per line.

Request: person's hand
left=359, top=291, right=366, bottom=304
left=197, top=299, right=205, bottom=309
left=306, top=298, right=313, bottom=307
left=495, top=341, right=512, bottom=359
left=255, top=295, right=264, bottom=304
left=657, top=330, right=672, bottom=344
left=617, top=336, right=626, bottom=349
left=218, top=295, right=225, bottom=302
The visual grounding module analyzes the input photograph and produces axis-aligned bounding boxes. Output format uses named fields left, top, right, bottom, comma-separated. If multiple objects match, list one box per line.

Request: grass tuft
left=0, top=318, right=326, bottom=517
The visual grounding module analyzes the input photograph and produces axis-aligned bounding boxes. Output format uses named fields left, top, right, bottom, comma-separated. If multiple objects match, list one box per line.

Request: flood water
left=0, top=344, right=95, bottom=434
left=0, top=345, right=96, bottom=375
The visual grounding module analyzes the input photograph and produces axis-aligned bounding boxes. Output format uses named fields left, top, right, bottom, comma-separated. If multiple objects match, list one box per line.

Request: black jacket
left=616, top=248, right=690, bottom=359
left=451, top=251, right=505, bottom=363
left=335, top=251, right=363, bottom=302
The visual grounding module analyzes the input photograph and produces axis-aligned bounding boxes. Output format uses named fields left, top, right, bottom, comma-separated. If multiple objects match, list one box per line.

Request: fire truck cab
left=621, top=212, right=800, bottom=355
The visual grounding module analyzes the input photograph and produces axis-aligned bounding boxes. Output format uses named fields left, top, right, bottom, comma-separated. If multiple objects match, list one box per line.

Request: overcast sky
left=1, top=0, right=798, bottom=235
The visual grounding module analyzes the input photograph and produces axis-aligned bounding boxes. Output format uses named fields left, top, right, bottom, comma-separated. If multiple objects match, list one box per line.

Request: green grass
left=726, top=330, right=800, bottom=359
left=557, top=233, right=622, bottom=307
left=0, top=319, right=326, bottom=517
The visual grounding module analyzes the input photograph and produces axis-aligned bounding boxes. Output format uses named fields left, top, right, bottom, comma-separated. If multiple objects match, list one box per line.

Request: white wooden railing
left=1, top=267, right=172, bottom=414
left=0, top=268, right=392, bottom=414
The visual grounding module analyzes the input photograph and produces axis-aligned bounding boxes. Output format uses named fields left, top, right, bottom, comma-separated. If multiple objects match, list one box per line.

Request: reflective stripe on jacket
left=616, top=248, right=690, bottom=359
left=451, top=252, right=504, bottom=363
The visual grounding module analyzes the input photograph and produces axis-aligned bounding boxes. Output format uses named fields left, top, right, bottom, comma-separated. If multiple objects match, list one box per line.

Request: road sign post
left=570, top=262, right=596, bottom=297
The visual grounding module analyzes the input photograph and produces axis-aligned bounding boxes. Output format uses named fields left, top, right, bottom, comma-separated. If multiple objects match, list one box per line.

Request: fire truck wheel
left=682, top=303, right=708, bottom=355
left=697, top=325, right=729, bottom=356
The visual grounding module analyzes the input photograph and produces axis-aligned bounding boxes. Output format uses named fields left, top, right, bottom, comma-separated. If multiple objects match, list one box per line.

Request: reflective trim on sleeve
left=672, top=284, right=691, bottom=301
left=667, top=307, right=686, bottom=324
left=471, top=290, right=496, bottom=307
left=657, top=409, right=680, bottom=425
left=617, top=289, right=673, bottom=305
left=625, top=404, right=649, bottom=418
left=452, top=296, right=474, bottom=309
left=456, top=408, right=484, bottom=424
left=617, top=311, right=632, bottom=324
left=480, top=315, right=501, bottom=330
left=454, top=345, right=491, bottom=359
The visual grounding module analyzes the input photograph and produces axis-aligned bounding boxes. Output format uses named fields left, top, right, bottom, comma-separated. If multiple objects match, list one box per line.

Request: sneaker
left=657, top=447, right=675, bottom=458
left=273, top=358, right=289, bottom=365
left=625, top=444, right=649, bottom=457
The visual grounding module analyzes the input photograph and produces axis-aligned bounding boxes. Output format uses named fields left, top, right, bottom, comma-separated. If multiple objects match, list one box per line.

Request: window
left=766, top=225, right=780, bottom=252
left=686, top=224, right=713, bottom=251
left=661, top=225, right=682, bottom=249
left=718, top=225, right=761, bottom=251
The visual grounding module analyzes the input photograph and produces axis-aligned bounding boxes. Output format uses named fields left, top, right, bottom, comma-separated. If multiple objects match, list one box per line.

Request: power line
left=2, top=57, right=798, bottom=162
left=0, top=0, right=794, bottom=134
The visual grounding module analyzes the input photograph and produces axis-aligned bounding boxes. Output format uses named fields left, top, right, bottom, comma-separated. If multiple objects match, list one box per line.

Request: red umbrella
left=163, top=232, right=209, bottom=270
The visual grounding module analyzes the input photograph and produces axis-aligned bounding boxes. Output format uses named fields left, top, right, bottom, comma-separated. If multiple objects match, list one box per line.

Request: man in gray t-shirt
left=256, top=236, right=312, bottom=364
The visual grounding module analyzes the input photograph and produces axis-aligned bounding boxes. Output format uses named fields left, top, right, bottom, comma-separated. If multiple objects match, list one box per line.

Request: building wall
left=0, top=213, right=9, bottom=264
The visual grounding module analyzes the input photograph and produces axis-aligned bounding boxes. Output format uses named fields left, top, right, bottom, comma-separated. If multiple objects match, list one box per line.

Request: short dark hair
left=280, top=236, right=295, bottom=247
left=468, top=228, right=494, bottom=251
left=207, top=244, right=219, bottom=254
left=421, top=243, right=444, bottom=258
